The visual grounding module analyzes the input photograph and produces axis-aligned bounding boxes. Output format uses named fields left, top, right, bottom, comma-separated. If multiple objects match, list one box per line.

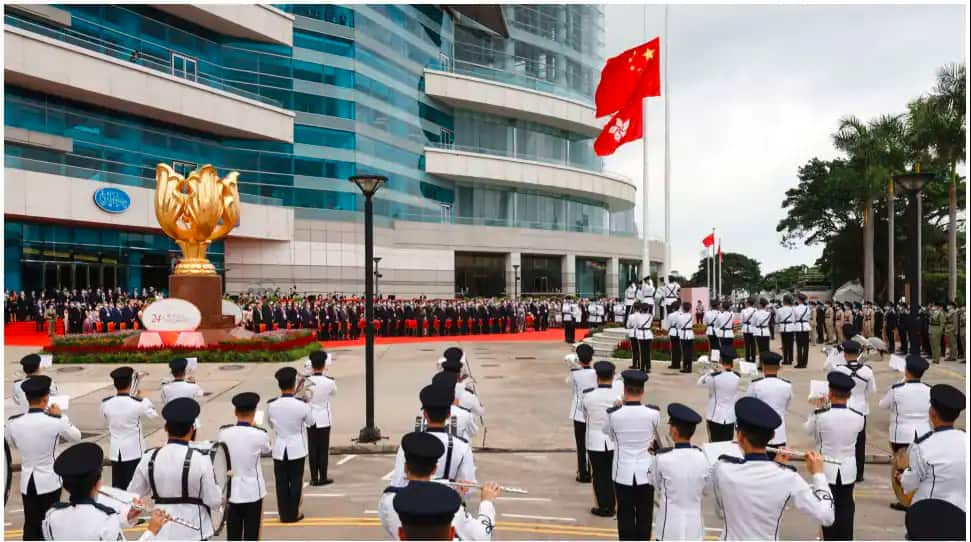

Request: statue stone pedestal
left=168, top=275, right=235, bottom=330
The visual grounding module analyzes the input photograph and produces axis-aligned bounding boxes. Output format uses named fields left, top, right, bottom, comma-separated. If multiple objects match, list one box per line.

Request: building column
left=562, top=254, right=576, bottom=296
left=506, top=252, right=521, bottom=299
left=127, top=252, right=142, bottom=293
left=607, top=257, right=619, bottom=299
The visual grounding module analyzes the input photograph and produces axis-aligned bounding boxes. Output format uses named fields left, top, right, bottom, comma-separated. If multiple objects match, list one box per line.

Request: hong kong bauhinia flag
left=594, top=99, right=643, bottom=157
left=594, top=37, right=661, bottom=118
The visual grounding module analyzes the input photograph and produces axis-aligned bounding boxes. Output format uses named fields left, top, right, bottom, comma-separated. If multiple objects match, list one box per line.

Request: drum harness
left=147, top=445, right=210, bottom=521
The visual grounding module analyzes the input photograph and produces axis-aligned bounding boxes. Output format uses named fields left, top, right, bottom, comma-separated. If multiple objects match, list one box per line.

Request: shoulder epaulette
left=655, top=446, right=673, bottom=455
left=751, top=377, right=764, bottom=383
left=779, top=377, right=792, bottom=384
left=92, top=502, right=118, bottom=515
left=606, top=405, right=621, bottom=414
left=383, top=485, right=401, bottom=494
left=453, top=435, right=469, bottom=444
left=914, top=430, right=933, bottom=444
left=570, top=368, right=580, bottom=372
left=776, top=462, right=797, bottom=472
left=7, top=413, right=24, bottom=421
left=582, top=387, right=595, bottom=394
left=102, top=396, right=114, bottom=402
left=647, top=404, right=660, bottom=410
left=732, top=371, right=741, bottom=377
left=253, top=425, right=268, bottom=432
left=267, top=397, right=279, bottom=403
left=324, top=375, right=335, bottom=381
left=219, top=423, right=234, bottom=430
left=52, top=502, right=70, bottom=510
left=457, top=405, right=471, bottom=412
left=814, top=407, right=830, bottom=415
left=718, top=454, right=744, bottom=464
left=45, top=412, right=62, bottom=419
left=891, top=382, right=905, bottom=389
left=849, top=407, right=865, bottom=417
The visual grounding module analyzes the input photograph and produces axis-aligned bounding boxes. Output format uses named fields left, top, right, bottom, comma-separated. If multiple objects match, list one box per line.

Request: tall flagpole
left=718, top=238, right=723, bottom=299
left=662, top=4, right=672, bottom=283
left=641, top=4, right=651, bottom=282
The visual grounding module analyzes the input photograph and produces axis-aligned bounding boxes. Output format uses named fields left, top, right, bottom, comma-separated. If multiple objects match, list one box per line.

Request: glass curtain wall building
left=4, top=4, right=660, bottom=298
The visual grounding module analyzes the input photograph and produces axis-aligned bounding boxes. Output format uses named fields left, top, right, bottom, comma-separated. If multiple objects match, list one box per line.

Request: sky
left=603, top=4, right=966, bottom=278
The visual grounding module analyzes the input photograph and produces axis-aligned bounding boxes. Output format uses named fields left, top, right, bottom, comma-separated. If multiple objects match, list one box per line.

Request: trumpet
left=445, top=481, right=528, bottom=494
left=766, top=447, right=842, bottom=465
left=129, top=371, right=150, bottom=397
left=97, top=490, right=199, bottom=530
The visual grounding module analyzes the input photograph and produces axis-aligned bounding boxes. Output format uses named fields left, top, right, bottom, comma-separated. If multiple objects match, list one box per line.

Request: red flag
left=718, top=243, right=723, bottom=262
left=594, top=98, right=643, bottom=157
left=702, top=233, right=715, bottom=247
left=594, top=37, right=661, bottom=118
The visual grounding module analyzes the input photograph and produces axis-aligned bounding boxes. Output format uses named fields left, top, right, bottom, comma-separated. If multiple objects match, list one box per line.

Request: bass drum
left=207, top=441, right=232, bottom=537
left=891, top=447, right=916, bottom=507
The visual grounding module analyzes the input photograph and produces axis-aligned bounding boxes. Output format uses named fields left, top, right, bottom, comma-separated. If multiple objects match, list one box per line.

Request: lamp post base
left=357, top=426, right=383, bottom=444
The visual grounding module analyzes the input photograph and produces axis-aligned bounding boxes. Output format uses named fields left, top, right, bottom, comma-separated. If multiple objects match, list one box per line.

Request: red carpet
left=3, top=325, right=587, bottom=349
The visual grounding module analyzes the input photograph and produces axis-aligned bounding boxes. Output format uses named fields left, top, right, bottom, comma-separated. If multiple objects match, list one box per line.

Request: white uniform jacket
left=714, top=310, right=734, bottom=340
left=613, top=303, right=627, bottom=323
left=267, top=395, right=314, bottom=460
left=624, top=285, right=638, bottom=306
left=581, top=383, right=624, bottom=452
left=803, top=404, right=866, bottom=485
left=604, top=402, right=661, bottom=485
left=775, top=305, right=794, bottom=333
left=101, top=393, right=159, bottom=462
left=649, top=444, right=712, bottom=541
left=389, top=427, right=476, bottom=487
left=5, top=408, right=82, bottom=494
left=306, top=374, right=337, bottom=428
left=711, top=454, right=834, bottom=539
left=878, top=380, right=931, bottom=444
left=751, top=309, right=772, bottom=337
left=793, top=304, right=812, bottom=332
left=900, top=427, right=968, bottom=511
left=626, top=312, right=640, bottom=339
left=561, top=302, right=575, bottom=322
left=42, top=498, right=126, bottom=541
left=703, top=310, right=718, bottom=337
left=828, top=362, right=876, bottom=415
left=456, top=384, right=485, bottom=417
left=740, top=307, right=756, bottom=335
left=634, top=312, right=654, bottom=341
left=378, top=481, right=496, bottom=540
left=217, top=422, right=272, bottom=504
left=567, top=367, right=597, bottom=422
left=697, top=370, right=739, bottom=425
left=159, top=380, right=203, bottom=406
left=744, top=376, right=792, bottom=445
left=11, top=377, right=59, bottom=415
left=674, top=311, right=694, bottom=341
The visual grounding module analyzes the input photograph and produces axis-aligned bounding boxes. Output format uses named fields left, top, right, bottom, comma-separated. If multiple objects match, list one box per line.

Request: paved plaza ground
left=3, top=336, right=967, bottom=540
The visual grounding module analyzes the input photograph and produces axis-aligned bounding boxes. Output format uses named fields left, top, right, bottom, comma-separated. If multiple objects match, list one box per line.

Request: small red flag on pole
left=702, top=233, right=715, bottom=248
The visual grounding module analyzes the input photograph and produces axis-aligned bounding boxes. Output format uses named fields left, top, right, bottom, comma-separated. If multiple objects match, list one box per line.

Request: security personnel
left=803, top=372, right=865, bottom=540
left=943, top=303, right=956, bottom=361
left=267, top=367, right=313, bottom=523
left=127, top=397, right=222, bottom=540
left=379, top=432, right=498, bottom=541
left=5, top=376, right=82, bottom=540
left=696, top=346, right=740, bottom=442
left=649, top=403, right=710, bottom=541
left=581, top=361, right=623, bottom=517
left=928, top=302, right=944, bottom=363
left=306, top=351, right=337, bottom=486
left=898, top=384, right=967, bottom=512
left=744, top=352, right=792, bottom=455
left=567, top=344, right=596, bottom=483
left=390, top=384, right=476, bottom=487
left=825, top=302, right=836, bottom=344
left=752, top=299, right=772, bottom=356
left=604, top=370, right=660, bottom=540
left=624, top=281, right=638, bottom=323
left=159, top=358, right=203, bottom=406
left=12, top=353, right=58, bottom=415
left=740, top=298, right=757, bottom=362
left=634, top=302, right=654, bottom=373
left=392, top=481, right=463, bottom=541
left=561, top=297, right=577, bottom=344
left=884, top=305, right=898, bottom=354
left=827, top=340, right=876, bottom=482
left=42, top=442, right=169, bottom=540
left=710, top=397, right=834, bottom=539
left=777, top=295, right=795, bottom=364
left=794, top=294, right=812, bottom=368
left=625, top=302, right=642, bottom=370
left=218, top=392, right=271, bottom=541
left=878, top=355, right=931, bottom=455
left=101, top=366, right=158, bottom=490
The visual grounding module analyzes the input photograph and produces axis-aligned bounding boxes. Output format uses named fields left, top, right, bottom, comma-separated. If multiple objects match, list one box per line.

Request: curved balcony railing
left=442, top=59, right=594, bottom=105
left=426, top=141, right=604, bottom=173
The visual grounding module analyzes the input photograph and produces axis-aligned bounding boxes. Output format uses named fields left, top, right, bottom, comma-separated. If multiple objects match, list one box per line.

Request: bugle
left=97, top=489, right=199, bottom=530
left=766, top=447, right=842, bottom=465
left=129, top=371, right=150, bottom=397
left=445, top=481, right=528, bottom=494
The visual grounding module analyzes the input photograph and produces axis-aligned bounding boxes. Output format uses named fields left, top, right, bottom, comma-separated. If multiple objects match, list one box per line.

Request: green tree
left=761, top=265, right=810, bottom=293
left=688, top=252, right=762, bottom=296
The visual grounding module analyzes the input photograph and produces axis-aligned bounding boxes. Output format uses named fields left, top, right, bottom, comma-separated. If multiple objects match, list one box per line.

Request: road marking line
left=11, top=509, right=23, bottom=514
left=363, top=510, right=379, bottom=514
left=381, top=470, right=394, bottom=480
left=337, top=454, right=357, bottom=465
left=304, top=493, right=347, bottom=497
left=497, top=496, right=551, bottom=502
left=264, top=511, right=278, bottom=516
left=502, top=513, right=575, bottom=522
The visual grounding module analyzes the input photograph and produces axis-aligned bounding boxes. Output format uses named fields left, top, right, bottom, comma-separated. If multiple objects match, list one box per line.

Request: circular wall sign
left=93, top=187, right=131, bottom=213
left=142, top=298, right=202, bottom=331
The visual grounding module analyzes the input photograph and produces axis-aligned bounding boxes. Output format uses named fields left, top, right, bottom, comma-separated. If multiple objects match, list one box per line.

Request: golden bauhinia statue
left=155, top=163, right=240, bottom=276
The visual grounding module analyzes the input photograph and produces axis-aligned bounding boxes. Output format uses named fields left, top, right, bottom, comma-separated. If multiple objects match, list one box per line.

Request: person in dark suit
left=884, top=305, right=897, bottom=354
left=273, top=303, right=286, bottom=330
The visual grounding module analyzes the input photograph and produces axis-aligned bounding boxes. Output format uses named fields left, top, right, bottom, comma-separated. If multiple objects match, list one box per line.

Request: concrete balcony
left=4, top=25, right=294, bottom=142
left=153, top=5, right=293, bottom=47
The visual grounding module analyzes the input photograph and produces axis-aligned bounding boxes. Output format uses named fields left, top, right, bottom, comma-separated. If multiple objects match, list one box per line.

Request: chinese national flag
left=594, top=37, right=661, bottom=118
left=594, top=98, right=643, bottom=157
left=702, top=233, right=715, bottom=247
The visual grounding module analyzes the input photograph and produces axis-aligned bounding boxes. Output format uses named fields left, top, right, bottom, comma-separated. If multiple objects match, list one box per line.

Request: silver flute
left=97, top=490, right=200, bottom=531
left=766, top=447, right=842, bottom=465
left=445, top=481, right=528, bottom=494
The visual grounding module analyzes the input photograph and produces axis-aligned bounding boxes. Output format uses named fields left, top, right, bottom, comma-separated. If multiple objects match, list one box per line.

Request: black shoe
left=890, top=502, right=908, bottom=511
left=576, top=474, right=591, bottom=483
left=628, top=365, right=638, bottom=370
left=320, top=478, right=334, bottom=486
left=590, top=507, right=614, bottom=517
left=679, top=369, right=691, bottom=373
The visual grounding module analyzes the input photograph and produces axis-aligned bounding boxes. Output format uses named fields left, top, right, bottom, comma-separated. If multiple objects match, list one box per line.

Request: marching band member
left=745, top=352, right=792, bottom=457
left=605, top=370, right=660, bottom=540
left=159, top=358, right=203, bottom=406
left=306, top=351, right=337, bottom=486
left=392, top=481, right=463, bottom=541
left=898, top=384, right=967, bottom=512
left=101, top=366, right=158, bottom=490
left=430, top=371, right=478, bottom=442
left=218, top=392, right=271, bottom=540
left=566, top=344, right=596, bottom=483
left=379, top=432, right=498, bottom=541
left=12, top=353, right=58, bottom=416
left=649, top=403, right=711, bottom=541
left=440, top=356, right=485, bottom=418
left=267, top=367, right=313, bottom=523
left=905, top=499, right=966, bottom=540
left=740, top=298, right=757, bottom=362
left=42, top=442, right=168, bottom=540
left=581, top=361, right=623, bottom=517
left=711, top=397, right=834, bottom=539
left=5, top=376, right=82, bottom=540
left=803, top=372, right=865, bottom=540
left=696, top=346, right=740, bottom=442
left=127, top=398, right=222, bottom=540
left=879, top=355, right=931, bottom=453
left=827, top=340, right=876, bottom=482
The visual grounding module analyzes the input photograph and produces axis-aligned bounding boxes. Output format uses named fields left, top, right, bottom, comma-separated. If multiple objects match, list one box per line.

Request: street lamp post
left=349, top=174, right=386, bottom=443
left=373, top=257, right=382, bottom=300
left=512, top=264, right=520, bottom=299
left=893, top=170, right=933, bottom=356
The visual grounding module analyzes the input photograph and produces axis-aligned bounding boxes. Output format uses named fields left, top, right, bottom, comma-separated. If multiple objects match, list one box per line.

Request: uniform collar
left=28, top=407, right=44, bottom=413
left=674, top=443, right=692, bottom=449
left=624, top=401, right=641, bottom=405
left=831, top=403, right=847, bottom=409
left=116, top=393, right=130, bottom=397
left=68, top=496, right=98, bottom=506
left=744, top=453, right=771, bottom=461
left=764, top=374, right=778, bottom=378
left=236, top=421, right=252, bottom=427
left=906, top=379, right=921, bottom=383
left=425, top=427, right=447, bottom=433
left=282, top=393, right=295, bottom=398
left=933, top=426, right=955, bottom=433
left=597, top=383, right=613, bottom=388
left=167, top=439, right=189, bottom=446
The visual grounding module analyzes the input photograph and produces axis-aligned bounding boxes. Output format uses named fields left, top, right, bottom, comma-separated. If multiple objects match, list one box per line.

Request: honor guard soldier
left=633, top=303, right=654, bottom=373
left=392, top=481, right=464, bottom=541
left=794, top=294, right=812, bottom=367
left=640, top=277, right=657, bottom=319
left=624, top=281, right=637, bottom=323
left=267, top=367, right=313, bottom=523
left=752, top=299, right=772, bottom=356
left=160, top=358, right=203, bottom=406
left=711, top=397, right=835, bottom=539
left=777, top=295, right=795, bottom=364
left=673, top=302, right=695, bottom=373
left=740, top=298, right=757, bottom=362
left=380, top=432, right=499, bottom=541
left=561, top=297, right=578, bottom=344
left=745, top=352, right=792, bottom=456
left=604, top=370, right=660, bottom=540
left=5, top=376, right=82, bottom=540
left=127, top=398, right=222, bottom=540
left=12, top=353, right=58, bottom=415
left=390, top=384, right=476, bottom=487
left=696, top=346, right=740, bottom=442
left=827, top=340, right=876, bottom=482
left=714, top=300, right=735, bottom=350
left=440, top=357, right=486, bottom=418
left=649, top=403, right=711, bottom=541
left=898, top=384, right=967, bottom=512
left=879, top=355, right=931, bottom=456
left=43, top=442, right=168, bottom=541
left=703, top=303, right=719, bottom=353
left=581, top=361, right=623, bottom=517
left=218, top=392, right=271, bottom=541
left=905, top=499, right=966, bottom=540
left=613, top=298, right=627, bottom=324
left=101, top=366, right=159, bottom=490
left=306, top=351, right=337, bottom=486
left=803, top=372, right=865, bottom=540
left=567, top=344, right=596, bottom=483
left=625, top=302, right=641, bottom=370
